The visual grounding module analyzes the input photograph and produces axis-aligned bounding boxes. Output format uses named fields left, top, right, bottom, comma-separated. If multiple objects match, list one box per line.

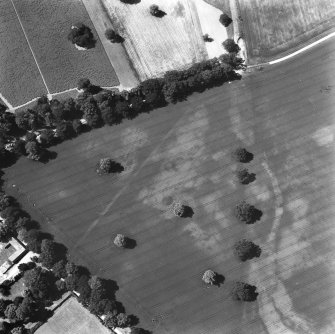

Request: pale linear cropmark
left=73, top=107, right=194, bottom=249
left=251, top=153, right=314, bottom=334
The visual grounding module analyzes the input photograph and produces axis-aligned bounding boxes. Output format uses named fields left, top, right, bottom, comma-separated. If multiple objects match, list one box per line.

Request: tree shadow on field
left=247, top=208, right=263, bottom=225
left=121, top=0, right=141, bottom=4
left=124, top=237, right=137, bottom=249
left=214, top=274, right=225, bottom=287
left=102, top=278, right=119, bottom=300
left=155, top=9, right=167, bottom=18
left=111, top=161, right=124, bottom=173
left=180, top=205, right=194, bottom=218
left=40, top=150, right=57, bottom=164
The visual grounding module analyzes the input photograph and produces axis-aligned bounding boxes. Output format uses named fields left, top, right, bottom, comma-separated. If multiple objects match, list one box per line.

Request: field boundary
left=247, top=31, right=335, bottom=68
left=6, top=30, right=335, bottom=112
left=9, top=0, right=50, bottom=94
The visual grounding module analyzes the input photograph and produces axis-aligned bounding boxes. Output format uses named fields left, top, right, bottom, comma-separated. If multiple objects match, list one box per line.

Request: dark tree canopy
left=222, top=38, right=240, bottom=53
left=234, top=239, right=262, bottom=261
left=219, top=13, right=232, bottom=27
left=39, top=129, right=55, bottom=147
left=4, top=303, right=17, bottom=322
left=236, top=168, right=255, bottom=185
left=231, top=147, right=253, bottom=163
left=234, top=201, right=262, bottom=224
left=56, top=121, right=75, bottom=140
left=25, top=141, right=43, bottom=161
left=231, top=281, right=258, bottom=301
left=68, top=24, right=95, bottom=49
left=23, top=267, right=55, bottom=300
left=105, top=28, right=123, bottom=43
left=52, top=259, right=67, bottom=279
left=39, top=239, right=60, bottom=268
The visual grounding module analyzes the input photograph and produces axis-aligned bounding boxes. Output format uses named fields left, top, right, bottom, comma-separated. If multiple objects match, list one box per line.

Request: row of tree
left=0, top=52, right=244, bottom=166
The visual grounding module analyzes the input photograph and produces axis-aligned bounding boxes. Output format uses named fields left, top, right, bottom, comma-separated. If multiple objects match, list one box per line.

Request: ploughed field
left=0, top=0, right=118, bottom=107
left=102, top=0, right=208, bottom=80
left=238, top=0, right=335, bottom=62
left=0, top=0, right=46, bottom=106
left=4, top=40, right=335, bottom=333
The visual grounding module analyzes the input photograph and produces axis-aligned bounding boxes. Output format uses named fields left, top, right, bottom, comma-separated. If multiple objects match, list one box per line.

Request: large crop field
left=238, top=0, right=335, bottom=61
left=0, top=0, right=47, bottom=106
left=102, top=0, right=209, bottom=80
left=12, top=0, right=118, bottom=93
left=4, top=40, right=335, bottom=333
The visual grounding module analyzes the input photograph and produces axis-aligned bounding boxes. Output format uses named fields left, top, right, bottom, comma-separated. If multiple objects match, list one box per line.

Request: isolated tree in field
left=234, top=239, right=261, bottom=261
left=150, top=4, right=160, bottom=16
left=236, top=168, right=255, bottom=185
left=105, top=28, right=122, bottom=43
left=68, top=23, right=94, bottom=49
left=202, top=270, right=217, bottom=285
left=77, top=78, right=92, bottom=91
left=202, top=34, right=213, bottom=42
left=231, top=281, right=258, bottom=301
left=232, top=147, right=253, bottom=163
left=96, top=158, right=113, bottom=175
left=234, top=201, right=262, bottom=224
left=222, top=38, right=240, bottom=53
left=219, top=13, right=232, bottom=27
left=114, top=233, right=128, bottom=248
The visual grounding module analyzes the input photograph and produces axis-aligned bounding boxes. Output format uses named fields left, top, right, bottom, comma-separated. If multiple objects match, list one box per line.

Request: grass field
left=12, top=0, right=118, bottom=93
left=102, top=0, right=208, bottom=80
left=35, top=297, right=110, bottom=334
left=4, top=39, right=335, bottom=333
left=0, top=0, right=47, bottom=106
left=238, top=0, right=335, bottom=61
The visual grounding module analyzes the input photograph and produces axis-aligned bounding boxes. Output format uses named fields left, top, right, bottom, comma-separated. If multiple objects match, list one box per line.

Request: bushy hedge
left=0, top=54, right=244, bottom=168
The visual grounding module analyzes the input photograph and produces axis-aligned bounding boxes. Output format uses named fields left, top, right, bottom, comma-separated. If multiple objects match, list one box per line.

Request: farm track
left=4, top=39, right=335, bottom=333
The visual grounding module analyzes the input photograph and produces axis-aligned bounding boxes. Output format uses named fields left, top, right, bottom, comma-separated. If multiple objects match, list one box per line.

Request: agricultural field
left=0, top=0, right=47, bottom=106
left=35, top=297, right=110, bottom=334
left=238, top=0, right=335, bottom=61
left=4, top=39, right=335, bottom=333
left=11, top=0, right=119, bottom=94
left=102, top=0, right=227, bottom=80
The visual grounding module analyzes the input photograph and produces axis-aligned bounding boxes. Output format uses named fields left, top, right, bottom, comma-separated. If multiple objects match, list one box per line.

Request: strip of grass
left=12, top=0, right=119, bottom=93
left=0, top=0, right=47, bottom=106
